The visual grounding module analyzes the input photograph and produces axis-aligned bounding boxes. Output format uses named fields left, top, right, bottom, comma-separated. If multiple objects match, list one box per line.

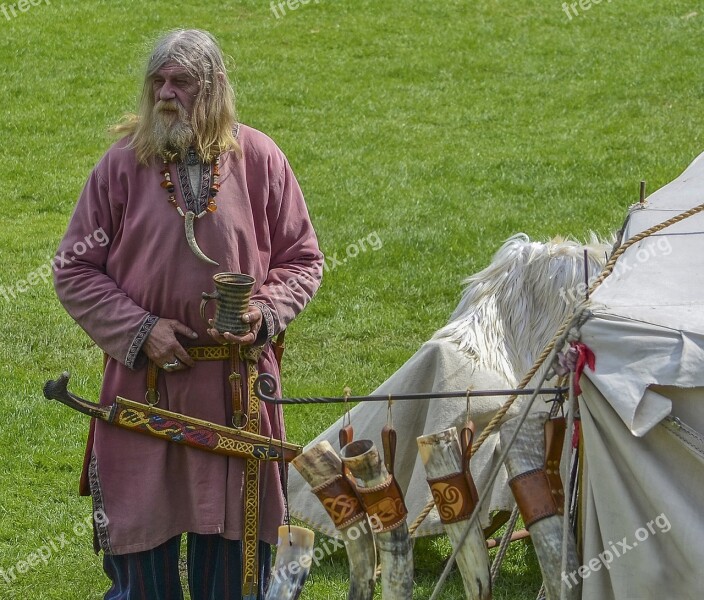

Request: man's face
left=151, top=62, right=199, bottom=157
left=152, top=62, right=200, bottom=117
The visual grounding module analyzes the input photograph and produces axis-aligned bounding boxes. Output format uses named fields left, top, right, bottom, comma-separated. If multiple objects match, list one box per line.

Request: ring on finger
left=162, top=359, right=180, bottom=371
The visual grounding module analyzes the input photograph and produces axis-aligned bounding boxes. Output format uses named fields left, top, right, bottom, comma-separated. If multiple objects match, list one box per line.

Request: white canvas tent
left=286, top=154, right=704, bottom=599
left=578, top=153, right=704, bottom=599
left=288, top=235, right=609, bottom=541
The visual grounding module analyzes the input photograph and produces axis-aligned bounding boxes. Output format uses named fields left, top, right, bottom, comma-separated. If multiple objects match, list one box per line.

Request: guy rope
left=422, top=198, right=704, bottom=598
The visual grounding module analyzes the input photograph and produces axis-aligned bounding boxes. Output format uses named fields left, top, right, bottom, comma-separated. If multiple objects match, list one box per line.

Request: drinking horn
left=417, top=427, right=492, bottom=600
left=291, top=441, right=377, bottom=600
left=265, top=525, right=315, bottom=600
left=341, top=440, right=414, bottom=600
left=500, top=412, right=580, bottom=600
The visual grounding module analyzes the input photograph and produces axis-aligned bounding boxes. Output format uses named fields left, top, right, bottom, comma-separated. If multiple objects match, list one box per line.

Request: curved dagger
left=185, top=210, right=219, bottom=266
left=43, top=372, right=302, bottom=462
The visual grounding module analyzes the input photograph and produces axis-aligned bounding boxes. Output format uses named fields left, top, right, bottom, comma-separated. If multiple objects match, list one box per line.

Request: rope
left=490, top=505, right=521, bottom=584
left=536, top=583, right=546, bottom=600
left=409, top=313, right=574, bottom=536
left=428, top=322, right=573, bottom=600
left=409, top=199, right=704, bottom=537
left=408, top=487, right=438, bottom=536
left=587, top=200, right=704, bottom=295
left=559, top=372, right=577, bottom=600
left=409, top=309, right=575, bottom=537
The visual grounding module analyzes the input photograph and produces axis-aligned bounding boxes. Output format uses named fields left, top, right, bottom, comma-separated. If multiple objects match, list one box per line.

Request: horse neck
left=436, top=296, right=564, bottom=386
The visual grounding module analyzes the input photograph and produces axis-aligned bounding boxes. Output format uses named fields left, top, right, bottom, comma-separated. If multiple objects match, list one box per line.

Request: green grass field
left=1, top=0, right=702, bottom=598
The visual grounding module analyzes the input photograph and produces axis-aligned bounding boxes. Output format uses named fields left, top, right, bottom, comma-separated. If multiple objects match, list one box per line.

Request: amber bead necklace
left=160, top=155, right=220, bottom=218
left=159, top=153, right=221, bottom=265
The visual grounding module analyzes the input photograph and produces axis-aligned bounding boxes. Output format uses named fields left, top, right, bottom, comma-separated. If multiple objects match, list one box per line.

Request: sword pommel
left=43, top=371, right=71, bottom=400
left=43, top=372, right=112, bottom=421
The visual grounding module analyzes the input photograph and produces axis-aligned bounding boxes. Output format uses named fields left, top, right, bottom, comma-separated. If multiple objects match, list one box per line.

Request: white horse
left=289, top=233, right=611, bottom=537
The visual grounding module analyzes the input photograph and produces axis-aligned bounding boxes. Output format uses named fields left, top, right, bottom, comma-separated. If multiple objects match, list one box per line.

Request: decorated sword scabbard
left=43, top=372, right=301, bottom=463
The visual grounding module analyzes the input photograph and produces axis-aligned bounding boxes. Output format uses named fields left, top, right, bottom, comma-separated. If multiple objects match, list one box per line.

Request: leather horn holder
left=508, top=416, right=568, bottom=528
left=356, top=474, right=408, bottom=533
left=427, top=471, right=479, bottom=525
left=509, top=468, right=559, bottom=528
left=426, top=423, right=480, bottom=525
left=311, top=474, right=367, bottom=530
left=544, top=416, right=567, bottom=514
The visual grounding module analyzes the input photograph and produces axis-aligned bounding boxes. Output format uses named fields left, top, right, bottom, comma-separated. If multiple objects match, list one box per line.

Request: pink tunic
left=54, top=125, right=323, bottom=554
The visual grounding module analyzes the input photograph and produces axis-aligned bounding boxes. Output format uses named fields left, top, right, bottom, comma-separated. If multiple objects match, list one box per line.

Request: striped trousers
left=103, top=533, right=271, bottom=600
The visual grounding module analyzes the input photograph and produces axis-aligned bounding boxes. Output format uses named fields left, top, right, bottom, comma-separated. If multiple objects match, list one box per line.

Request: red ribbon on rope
left=555, top=341, right=596, bottom=396
left=570, top=341, right=595, bottom=396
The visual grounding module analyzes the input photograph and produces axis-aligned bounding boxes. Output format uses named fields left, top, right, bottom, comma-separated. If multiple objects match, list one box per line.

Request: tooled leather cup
left=200, top=272, right=255, bottom=335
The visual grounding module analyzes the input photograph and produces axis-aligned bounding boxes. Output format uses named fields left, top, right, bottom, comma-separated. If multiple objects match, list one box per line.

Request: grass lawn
left=1, top=0, right=702, bottom=598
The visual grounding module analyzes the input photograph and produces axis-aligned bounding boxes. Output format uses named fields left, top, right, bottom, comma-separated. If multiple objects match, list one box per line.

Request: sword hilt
left=43, top=372, right=112, bottom=421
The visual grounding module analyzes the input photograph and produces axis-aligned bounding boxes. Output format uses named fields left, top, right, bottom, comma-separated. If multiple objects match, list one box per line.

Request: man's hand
left=142, top=319, right=198, bottom=371
left=207, top=306, right=263, bottom=346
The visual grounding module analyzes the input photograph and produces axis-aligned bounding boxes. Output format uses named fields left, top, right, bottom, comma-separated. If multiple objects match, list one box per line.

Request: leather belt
left=146, top=345, right=241, bottom=412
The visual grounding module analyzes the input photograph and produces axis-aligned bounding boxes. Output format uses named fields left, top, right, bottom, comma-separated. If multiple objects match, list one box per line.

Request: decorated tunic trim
left=251, top=300, right=276, bottom=342
left=88, top=453, right=112, bottom=554
left=125, top=314, right=159, bottom=369
left=177, top=160, right=213, bottom=214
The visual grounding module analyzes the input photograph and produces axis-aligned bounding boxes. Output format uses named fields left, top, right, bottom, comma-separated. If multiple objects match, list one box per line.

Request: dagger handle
left=43, top=372, right=112, bottom=421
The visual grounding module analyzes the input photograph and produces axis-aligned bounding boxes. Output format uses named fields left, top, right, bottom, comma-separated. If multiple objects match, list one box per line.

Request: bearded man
left=54, top=29, right=323, bottom=599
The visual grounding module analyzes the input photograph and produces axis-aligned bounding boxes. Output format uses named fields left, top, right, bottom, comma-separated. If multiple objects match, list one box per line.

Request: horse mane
left=433, top=233, right=613, bottom=381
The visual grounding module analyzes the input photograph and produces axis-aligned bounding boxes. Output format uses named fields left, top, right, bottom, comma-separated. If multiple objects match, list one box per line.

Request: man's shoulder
left=236, top=124, right=287, bottom=165
left=237, top=123, right=277, bottom=149
left=94, top=136, right=142, bottom=173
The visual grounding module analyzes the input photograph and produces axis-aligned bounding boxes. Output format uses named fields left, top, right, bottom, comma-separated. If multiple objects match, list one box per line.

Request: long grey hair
left=112, top=29, right=240, bottom=164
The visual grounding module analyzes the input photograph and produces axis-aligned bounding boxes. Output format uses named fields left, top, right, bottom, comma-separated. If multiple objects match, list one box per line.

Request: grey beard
left=153, top=110, right=194, bottom=161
